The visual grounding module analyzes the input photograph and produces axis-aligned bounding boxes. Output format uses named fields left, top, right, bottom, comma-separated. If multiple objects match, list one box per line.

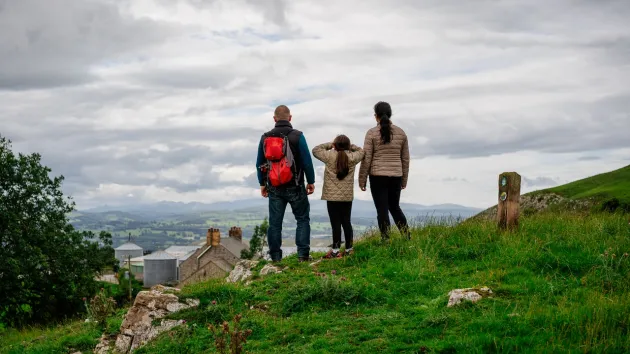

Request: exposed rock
left=93, top=334, right=115, bottom=354
left=259, top=264, right=282, bottom=276
left=110, top=286, right=199, bottom=353
left=475, top=192, right=593, bottom=221
left=447, top=287, right=493, bottom=307
left=226, top=260, right=259, bottom=283
left=309, top=259, right=322, bottom=267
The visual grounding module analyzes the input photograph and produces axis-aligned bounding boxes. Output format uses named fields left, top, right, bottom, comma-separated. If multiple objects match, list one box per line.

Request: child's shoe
left=324, top=249, right=340, bottom=259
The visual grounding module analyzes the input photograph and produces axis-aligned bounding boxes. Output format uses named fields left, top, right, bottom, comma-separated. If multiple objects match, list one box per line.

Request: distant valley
left=71, top=199, right=481, bottom=251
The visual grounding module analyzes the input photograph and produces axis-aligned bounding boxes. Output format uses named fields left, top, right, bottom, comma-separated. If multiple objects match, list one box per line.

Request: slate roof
left=115, top=242, right=143, bottom=251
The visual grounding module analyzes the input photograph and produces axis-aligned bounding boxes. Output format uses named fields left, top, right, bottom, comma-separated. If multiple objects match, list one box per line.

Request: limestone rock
left=309, top=259, right=322, bottom=267
left=110, top=287, right=198, bottom=353
left=259, top=264, right=282, bottom=276
left=226, top=260, right=259, bottom=283
left=447, top=287, right=493, bottom=307
left=93, top=334, right=115, bottom=354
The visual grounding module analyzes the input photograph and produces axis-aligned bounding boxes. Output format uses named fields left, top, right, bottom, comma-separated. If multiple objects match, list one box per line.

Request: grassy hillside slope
left=541, top=164, right=630, bottom=205
left=139, top=213, right=629, bottom=353
left=3, top=213, right=629, bottom=353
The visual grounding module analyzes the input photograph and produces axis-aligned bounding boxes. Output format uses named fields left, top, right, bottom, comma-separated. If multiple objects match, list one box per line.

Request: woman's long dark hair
left=374, top=101, right=393, bottom=144
left=333, top=135, right=351, bottom=180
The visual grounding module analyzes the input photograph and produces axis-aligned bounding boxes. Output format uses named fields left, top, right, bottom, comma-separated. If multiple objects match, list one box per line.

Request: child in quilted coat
left=312, top=135, right=364, bottom=258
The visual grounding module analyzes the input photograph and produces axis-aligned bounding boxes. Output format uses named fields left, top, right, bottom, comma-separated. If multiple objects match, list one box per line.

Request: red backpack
left=261, top=135, right=297, bottom=187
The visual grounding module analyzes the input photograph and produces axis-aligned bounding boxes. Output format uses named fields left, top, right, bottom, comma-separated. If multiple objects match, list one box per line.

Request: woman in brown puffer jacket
left=358, top=101, right=410, bottom=241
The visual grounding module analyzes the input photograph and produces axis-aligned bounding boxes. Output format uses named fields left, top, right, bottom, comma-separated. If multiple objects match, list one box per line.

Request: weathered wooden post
left=497, top=172, right=521, bottom=230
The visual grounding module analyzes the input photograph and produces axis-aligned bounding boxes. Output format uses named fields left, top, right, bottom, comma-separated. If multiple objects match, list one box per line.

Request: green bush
left=0, top=135, right=117, bottom=327
left=241, top=219, right=268, bottom=260
left=84, top=288, right=116, bottom=327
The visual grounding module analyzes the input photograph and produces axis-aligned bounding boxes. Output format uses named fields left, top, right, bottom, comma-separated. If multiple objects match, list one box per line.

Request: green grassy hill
left=5, top=212, right=628, bottom=353
left=541, top=164, right=630, bottom=207
left=476, top=164, right=630, bottom=219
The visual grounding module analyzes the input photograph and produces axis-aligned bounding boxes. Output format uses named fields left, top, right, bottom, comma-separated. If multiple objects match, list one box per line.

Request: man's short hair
left=274, top=105, right=291, bottom=120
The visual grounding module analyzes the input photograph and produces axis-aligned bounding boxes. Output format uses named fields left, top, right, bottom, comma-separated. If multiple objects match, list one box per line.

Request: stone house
left=178, top=227, right=247, bottom=286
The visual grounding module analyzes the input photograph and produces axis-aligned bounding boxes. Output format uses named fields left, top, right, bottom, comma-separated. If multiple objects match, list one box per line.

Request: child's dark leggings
left=327, top=201, right=353, bottom=249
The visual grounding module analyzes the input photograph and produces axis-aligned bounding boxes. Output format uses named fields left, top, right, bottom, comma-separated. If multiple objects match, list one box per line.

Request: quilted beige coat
left=312, top=143, right=364, bottom=201
left=358, top=124, right=410, bottom=189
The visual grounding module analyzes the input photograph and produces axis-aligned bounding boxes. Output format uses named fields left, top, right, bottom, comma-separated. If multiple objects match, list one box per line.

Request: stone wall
left=179, top=260, right=229, bottom=286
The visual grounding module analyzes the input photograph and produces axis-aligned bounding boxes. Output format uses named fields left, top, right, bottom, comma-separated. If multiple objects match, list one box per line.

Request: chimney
left=229, top=226, right=242, bottom=242
left=207, top=228, right=221, bottom=246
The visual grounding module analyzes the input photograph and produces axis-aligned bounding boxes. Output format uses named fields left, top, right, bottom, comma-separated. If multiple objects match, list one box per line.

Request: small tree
left=240, top=218, right=268, bottom=260
left=0, top=135, right=117, bottom=327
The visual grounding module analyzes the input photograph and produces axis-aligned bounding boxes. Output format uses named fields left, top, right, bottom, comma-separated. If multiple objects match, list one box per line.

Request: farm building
left=179, top=227, right=247, bottom=286
left=143, top=251, right=177, bottom=287
left=122, top=256, right=146, bottom=280
left=114, top=242, right=143, bottom=266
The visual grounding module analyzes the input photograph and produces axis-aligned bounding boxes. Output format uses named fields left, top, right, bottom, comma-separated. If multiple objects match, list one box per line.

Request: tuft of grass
left=0, top=320, right=102, bottom=354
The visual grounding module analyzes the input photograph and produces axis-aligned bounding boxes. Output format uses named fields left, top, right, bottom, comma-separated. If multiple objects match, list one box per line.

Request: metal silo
left=143, top=251, right=177, bottom=287
left=114, top=242, right=144, bottom=267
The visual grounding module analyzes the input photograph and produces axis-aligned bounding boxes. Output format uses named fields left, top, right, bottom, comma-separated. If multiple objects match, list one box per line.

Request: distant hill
left=540, top=164, right=630, bottom=206
left=476, top=164, right=630, bottom=219
left=74, top=199, right=482, bottom=250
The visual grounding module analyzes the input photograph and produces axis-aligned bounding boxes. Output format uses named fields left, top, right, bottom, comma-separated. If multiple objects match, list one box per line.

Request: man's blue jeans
left=267, top=185, right=311, bottom=261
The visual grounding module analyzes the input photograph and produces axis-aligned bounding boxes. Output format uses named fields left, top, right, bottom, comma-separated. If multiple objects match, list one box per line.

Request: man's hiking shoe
left=298, top=256, right=312, bottom=263
left=324, top=249, right=341, bottom=259
left=343, top=248, right=354, bottom=256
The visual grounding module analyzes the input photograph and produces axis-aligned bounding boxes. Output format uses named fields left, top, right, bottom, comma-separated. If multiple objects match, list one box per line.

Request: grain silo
left=114, top=242, right=144, bottom=267
left=143, top=251, right=177, bottom=287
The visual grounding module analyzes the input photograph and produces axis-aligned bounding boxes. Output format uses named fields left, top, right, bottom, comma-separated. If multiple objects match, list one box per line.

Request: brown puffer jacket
left=358, top=124, right=410, bottom=189
left=312, top=143, right=364, bottom=202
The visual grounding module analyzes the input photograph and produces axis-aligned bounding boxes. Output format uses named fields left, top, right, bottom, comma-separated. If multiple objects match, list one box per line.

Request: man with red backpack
left=256, top=105, right=316, bottom=263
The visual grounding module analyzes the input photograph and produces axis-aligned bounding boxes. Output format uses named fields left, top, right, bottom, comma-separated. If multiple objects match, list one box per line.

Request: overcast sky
left=1, top=0, right=629, bottom=209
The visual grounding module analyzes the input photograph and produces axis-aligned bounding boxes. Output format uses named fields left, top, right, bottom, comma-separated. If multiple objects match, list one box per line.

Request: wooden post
left=497, top=172, right=521, bottom=230
left=128, top=255, right=132, bottom=302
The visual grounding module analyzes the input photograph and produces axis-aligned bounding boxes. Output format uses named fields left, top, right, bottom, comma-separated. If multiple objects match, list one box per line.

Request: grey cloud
left=578, top=156, right=601, bottom=161
left=403, top=93, right=630, bottom=159
left=1, top=0, right=629, bottom=209
left=442, top=177, right=469, bottom=183
left=130, top=66, right=238, bottom=90
left=0, top=0, right=182, bottom=90
left=176, top=0, right=288, bottom=27
left=245, top=0, right=288, bottom=27
left=522, top=176, right=560, bottom=187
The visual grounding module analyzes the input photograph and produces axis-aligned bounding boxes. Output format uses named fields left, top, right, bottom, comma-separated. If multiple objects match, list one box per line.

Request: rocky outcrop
left=447, top=287, right=493, bottom=307
left=104, top=286, right=199, bottom=353
left=94, top=334, right=116, bottom=354
left=226, top=260, right=259, bottom=283
left=474, top=192, right=593, bottom=221
left=259, top=263, right=282, bottom=276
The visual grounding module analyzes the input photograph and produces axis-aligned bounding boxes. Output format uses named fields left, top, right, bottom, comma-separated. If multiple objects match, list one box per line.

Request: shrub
left=208, top=314, right=253, bottom=354
left=85, top=288, right=116, bottom=326
left=241, top=219, right=268, bottom=260
left=111, top=268, right=143, bottom=306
